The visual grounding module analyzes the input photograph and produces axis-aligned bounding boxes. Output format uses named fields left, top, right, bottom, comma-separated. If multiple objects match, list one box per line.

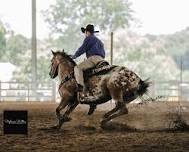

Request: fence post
left=110, top=32, right=114, bottom=108
left=52, top=81, right=56, bottom=102
left=180, top=56, right=183, bottom=101
left=27, top=82, right=30, bottom=102
left=152, top=81, right=155, bottom=97
left=0, top=81, right=1, bottom=102
left=110, top=32, right=113, bottom=65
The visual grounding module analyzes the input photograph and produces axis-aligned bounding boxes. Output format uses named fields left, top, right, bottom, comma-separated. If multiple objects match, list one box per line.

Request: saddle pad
left=84, top=65, right=117, bottom=77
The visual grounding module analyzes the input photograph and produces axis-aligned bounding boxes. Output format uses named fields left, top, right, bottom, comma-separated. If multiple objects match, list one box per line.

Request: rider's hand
left=71, top=55, right=76, bottom=59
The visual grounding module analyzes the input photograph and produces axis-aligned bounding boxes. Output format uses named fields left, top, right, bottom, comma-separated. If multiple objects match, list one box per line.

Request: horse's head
left=49, top=49, right=76, bottom=79
left=49, top=50, right=62, bottom=78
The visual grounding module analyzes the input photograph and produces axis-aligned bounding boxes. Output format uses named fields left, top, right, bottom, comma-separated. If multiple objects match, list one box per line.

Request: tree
left=43, top=0, right=133, bottom=51
left=6, top=34, right=30, bottom=65
left=0, top=21, right=6, bottom=60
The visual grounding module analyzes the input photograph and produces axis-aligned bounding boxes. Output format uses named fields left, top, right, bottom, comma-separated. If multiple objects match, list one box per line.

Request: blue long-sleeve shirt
left=73, top=34, right=105, bottom=59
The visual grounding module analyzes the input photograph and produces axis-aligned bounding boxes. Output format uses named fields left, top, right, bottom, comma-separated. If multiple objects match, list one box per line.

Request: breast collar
left=57, top=59, right=76, bottom=90
left=59, top=71, right=74, bottom=90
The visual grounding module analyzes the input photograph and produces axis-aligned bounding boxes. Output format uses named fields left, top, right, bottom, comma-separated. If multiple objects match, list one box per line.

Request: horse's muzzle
left=49, top=71, right=53, bottom=78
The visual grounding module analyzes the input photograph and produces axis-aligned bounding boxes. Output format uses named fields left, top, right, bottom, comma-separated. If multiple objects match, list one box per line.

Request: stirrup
left=77, top=91, right=86, bottom=103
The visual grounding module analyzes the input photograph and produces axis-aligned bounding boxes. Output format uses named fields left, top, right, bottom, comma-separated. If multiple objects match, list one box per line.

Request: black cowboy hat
left=81, top=24, right=99, bottom=33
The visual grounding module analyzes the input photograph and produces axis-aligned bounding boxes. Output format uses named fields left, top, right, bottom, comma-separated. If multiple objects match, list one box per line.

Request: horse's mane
left=56, top=51, right=76, bottom=66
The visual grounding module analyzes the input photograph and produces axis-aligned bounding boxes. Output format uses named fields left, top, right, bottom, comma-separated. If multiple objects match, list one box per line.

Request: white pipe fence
left=0, top=80, right=188, bottom=102
left=0, top=81, right=56, bottom=102
left=151, top=81, right=189, bottom=101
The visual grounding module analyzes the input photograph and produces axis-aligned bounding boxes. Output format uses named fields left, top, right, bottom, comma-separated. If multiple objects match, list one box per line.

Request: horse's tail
left=137, top=78, right=151, bottom=96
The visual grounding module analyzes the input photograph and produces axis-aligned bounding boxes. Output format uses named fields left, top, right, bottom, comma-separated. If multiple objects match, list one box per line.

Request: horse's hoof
left=50, top=125, right=61, bottom=130
left=61, top=116, right=72, bottom=122
left=57, top=114, right=63, bottom=121
left=100, top=119, right=108, bottom=125
left=120, top=108, right=128, bottom=115
left=100, top=119, right=109, bottom=129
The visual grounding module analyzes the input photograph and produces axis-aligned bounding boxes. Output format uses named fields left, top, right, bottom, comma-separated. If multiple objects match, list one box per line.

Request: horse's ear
left=62, top=49, right=64, bottom=52
left=51, top=50, right=55, bottom=55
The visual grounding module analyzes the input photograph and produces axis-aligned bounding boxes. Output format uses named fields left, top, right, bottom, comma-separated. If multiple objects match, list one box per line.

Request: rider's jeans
left=74, top=55, right=104, bottom=86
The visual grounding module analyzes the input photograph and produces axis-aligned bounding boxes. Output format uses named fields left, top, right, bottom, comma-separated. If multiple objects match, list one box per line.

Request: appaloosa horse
left=49, top=50, right=150, bottom=129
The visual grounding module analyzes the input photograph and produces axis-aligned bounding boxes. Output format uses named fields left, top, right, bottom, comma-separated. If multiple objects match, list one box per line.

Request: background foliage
left=0, top=0, right=189, bottom=82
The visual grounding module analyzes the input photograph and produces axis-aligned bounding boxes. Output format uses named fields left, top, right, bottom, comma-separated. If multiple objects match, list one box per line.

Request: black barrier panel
left=3, top=110, right=28, bottom=135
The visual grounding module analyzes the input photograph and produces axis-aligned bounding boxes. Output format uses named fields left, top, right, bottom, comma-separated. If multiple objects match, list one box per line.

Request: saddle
left=83, top=60, right=116, bottom=78
left=80, top=61, right=116, bottom=115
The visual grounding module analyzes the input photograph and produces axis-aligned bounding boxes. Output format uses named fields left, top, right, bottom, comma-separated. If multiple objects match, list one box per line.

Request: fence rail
left=0, top=81, right=188, bottom=102
left=151, top=81, right=189, bottom=101
left=0, top=81, right=56, bottom=102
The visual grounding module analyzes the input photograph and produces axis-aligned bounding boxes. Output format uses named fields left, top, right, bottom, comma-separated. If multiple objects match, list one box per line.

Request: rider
left=72, top=24, right=105, bottom=92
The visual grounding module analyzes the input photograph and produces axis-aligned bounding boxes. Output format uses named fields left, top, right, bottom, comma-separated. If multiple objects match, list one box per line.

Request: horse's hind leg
left=102, top=103, right=128, bottom=123
left=103, top=103, right=120, bottom=119
left=101, top=102, right=128, bottom=124
left=101, top=88, right=128, bottom=124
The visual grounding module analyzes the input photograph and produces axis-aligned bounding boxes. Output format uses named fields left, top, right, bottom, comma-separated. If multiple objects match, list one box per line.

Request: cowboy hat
left=81, top=24, right=99, bottom=33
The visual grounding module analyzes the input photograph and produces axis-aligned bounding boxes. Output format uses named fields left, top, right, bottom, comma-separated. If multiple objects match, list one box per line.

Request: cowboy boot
left=77, top=84, right=83, bottom=92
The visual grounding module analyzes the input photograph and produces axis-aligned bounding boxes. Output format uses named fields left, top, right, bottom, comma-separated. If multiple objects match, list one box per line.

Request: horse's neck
left=58, top=61, right=74, bottom=81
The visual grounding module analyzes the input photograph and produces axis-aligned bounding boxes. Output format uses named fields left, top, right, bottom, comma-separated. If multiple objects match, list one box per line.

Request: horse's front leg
left=62, top=99, right=79, bottom=122
left=56, top=98, right=68, bottom=121
left=53, top=97, right=69, bottom=129
left=56, top=99, right=78, bottom=129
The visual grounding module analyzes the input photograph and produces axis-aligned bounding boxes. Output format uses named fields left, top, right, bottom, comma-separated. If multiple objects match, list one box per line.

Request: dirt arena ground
left=0, top=101, right=189, bottom=152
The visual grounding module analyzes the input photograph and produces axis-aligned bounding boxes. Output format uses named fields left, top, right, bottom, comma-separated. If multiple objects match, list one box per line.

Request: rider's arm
left=73, top=36, right=92, bottom=59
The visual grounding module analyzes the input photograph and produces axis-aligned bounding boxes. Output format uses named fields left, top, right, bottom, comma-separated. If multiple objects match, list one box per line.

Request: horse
left=49, top=50, right=150, bottom=129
